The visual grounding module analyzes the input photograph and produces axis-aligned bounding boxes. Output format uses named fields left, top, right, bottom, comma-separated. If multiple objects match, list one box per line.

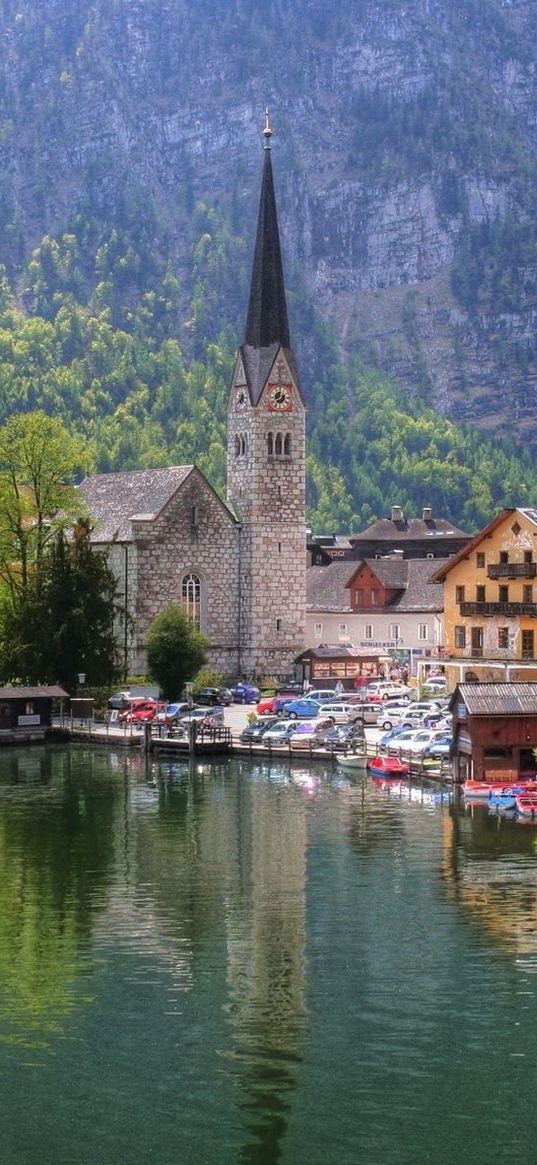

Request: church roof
left=307, top=558, right=447, bottom=613
left=239, top=120, right=302, bottom=406
left=79, top=465, right=195, bottom=541
left=245, top=142, right=289, bottom=350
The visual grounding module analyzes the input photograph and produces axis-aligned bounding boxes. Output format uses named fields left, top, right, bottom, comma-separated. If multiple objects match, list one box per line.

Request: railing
left=488, top=563, right=537, bottom=579
left=460, top=601, right=537, bottom=617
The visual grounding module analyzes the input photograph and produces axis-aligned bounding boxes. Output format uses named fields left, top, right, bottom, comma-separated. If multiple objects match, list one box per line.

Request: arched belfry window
left=182, top=572, right=201, bottom=630
left=275, top=432, right=283, bottom=455
left=267, top=432, right=274, bottom=456
left=284, top=432, right=291, bottom=456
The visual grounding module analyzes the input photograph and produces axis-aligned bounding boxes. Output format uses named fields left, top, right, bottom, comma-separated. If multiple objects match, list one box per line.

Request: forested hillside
left=1, top=0, right=537, bottom=530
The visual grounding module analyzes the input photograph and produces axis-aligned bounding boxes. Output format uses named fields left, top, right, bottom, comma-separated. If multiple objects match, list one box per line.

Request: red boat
left=367, top=755, right=410, bottom=778
left=515, top=791, right=537, bottom=818
left=463, top=778, right=537, bottom=800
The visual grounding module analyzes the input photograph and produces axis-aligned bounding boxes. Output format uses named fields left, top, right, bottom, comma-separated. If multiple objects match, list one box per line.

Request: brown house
left=0, top=686, right=68, bottom=743
left=451, top=682, right=537, bottom=783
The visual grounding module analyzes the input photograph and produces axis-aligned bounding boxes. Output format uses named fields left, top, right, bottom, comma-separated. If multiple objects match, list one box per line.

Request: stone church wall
left=131, top=469, right=240, bottom=679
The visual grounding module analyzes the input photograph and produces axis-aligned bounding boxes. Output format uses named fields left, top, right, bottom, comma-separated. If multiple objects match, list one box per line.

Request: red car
left=256, top=695, right=277, bottom=715
left=119, top=699, right=162, bottom=724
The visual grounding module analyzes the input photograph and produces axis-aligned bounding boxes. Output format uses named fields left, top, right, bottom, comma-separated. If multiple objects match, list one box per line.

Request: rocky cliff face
left=2, top=0, right=537, bottom=443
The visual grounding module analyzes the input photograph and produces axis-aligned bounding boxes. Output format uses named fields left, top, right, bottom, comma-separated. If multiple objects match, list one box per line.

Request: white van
left=317, top=701, right=377, bottom=725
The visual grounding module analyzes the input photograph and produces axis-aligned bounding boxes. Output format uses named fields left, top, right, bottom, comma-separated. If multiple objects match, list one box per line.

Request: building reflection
left=441, top=801, right=537, bottom=965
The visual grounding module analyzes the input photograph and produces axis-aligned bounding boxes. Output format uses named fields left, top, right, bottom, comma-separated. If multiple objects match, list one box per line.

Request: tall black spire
left=244, top=110, right=290, bottom=350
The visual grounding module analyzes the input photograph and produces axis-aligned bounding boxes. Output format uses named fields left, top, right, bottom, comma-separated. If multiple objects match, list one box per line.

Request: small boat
left=488, top=790, right=518, bottom=811
left=367, top=755, right=410, bottom=778
left=336, top=751, right=368, bottom=770
left=463, top=779, right=537, bottom=800
left=515, top=791, right=537, bottom=818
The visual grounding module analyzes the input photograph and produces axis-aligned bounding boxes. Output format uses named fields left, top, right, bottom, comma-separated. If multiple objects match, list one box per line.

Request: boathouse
left=0, top=686, right=68, bottom=744
left=451, top=682, right=537, bottom=783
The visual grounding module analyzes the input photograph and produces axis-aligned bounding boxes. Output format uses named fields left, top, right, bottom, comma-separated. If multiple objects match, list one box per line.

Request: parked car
left=155, top=702, right=191, bottom=726
left=196, top=686, right=233, bottom=706
left=421, top=676, right=447, bottom=693
left=398, top=729, right=450, bottom=756
left=288, top=717, right=338, bottom=748
left=377, top=703, right=419, bottom=729
left=174, top=706, right=224, bottom=734
left=423, top=733, right=453, bottom=759
left=316, top=701, right=373, bottom=724
left=261, top=719, right=300, bottom=745
left=232, top=682, right=261, bottom=704
left=307, top=688, right=343, bottom=703
left=322, top=721, right=366, bottom=751
left=108, top=690, right=131, bottom=710
left=367, top=682, right=413, bottom=700
left=239, top=716, right=280, bottom=742
left=378, top=724, right=414, bottom=749
left=119, top=698, right=161, bottom=724
left=256, top=695, right=278, bottom=715
left=281, top=696, right=322, bottom=719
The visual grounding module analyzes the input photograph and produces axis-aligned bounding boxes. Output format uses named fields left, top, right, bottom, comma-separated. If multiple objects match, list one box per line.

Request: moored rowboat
left=515, top=792, right=537, bottom=818
left=463, top=779, right=537, bottom=800
left=336, top=751, right=368, bottom=770
left=367, top=756, right=410, bottom=778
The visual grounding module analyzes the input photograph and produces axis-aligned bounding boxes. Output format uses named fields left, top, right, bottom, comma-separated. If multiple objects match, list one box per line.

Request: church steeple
left=244, top=109, right=290, bottom=350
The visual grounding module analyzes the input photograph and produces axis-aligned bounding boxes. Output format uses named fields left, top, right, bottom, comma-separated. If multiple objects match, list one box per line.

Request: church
left=79, top=117, right=307, bottom=682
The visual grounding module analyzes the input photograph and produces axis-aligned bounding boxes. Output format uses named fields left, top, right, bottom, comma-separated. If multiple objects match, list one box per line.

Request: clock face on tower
left=235, top=386, right=248, bottom=409
left=267, top=382, right=293, bottom=412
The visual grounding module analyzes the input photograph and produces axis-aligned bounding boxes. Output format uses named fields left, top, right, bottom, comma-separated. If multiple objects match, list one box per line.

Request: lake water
left=1, top=744, right=537, bottom=1164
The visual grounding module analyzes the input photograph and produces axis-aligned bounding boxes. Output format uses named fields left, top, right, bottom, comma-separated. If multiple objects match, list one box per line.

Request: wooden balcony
left=487, top=563, right=537, bottom=579
left=460, top=601, right=537, bottom=617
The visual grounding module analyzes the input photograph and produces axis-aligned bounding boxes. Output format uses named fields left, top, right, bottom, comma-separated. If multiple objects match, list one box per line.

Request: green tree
left=0, top=410, right=89, bottom=600
left=0, top=519, right=121, bottom=690
left=145, top=604, right=209, bottom=701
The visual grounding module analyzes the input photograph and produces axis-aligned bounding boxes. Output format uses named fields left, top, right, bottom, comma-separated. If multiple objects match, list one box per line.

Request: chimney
left=391, top=505, right=404, bottom=522
left=422, top=506, right=432, bottom=520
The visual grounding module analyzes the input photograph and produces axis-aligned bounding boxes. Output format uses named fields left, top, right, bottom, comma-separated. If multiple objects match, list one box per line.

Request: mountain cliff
left=1, top=0, right=537, bottom=525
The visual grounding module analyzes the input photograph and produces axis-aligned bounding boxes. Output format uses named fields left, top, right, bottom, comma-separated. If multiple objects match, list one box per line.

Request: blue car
left=423, top=734, right=453, bottom=759
left=379, top=724, right=412, bottom=749
left=281, top=696, right=322, bottom=719
left=232, top=682, right=261, bottom=704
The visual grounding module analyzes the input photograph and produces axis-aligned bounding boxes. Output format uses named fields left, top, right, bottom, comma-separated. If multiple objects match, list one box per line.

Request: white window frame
left=314, top=622, right=323, bottom=638
left=418, top=624, right=428, bottom=641
left=338, top=622, right=348, bottom=641
left=389, top=623, right=400, bottom=640
left=364, top=624, right=373, bottom=640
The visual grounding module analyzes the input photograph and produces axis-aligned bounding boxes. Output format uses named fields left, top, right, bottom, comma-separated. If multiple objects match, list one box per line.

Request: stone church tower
left=227, top=114, right=306, bottom=679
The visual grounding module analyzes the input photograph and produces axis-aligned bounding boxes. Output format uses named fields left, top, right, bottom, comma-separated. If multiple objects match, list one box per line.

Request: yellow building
left=432, top=507, right=537, bottom=687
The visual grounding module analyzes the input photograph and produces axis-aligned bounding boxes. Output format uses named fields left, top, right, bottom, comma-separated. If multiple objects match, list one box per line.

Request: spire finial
left=263, top=107, right=272, bottom=149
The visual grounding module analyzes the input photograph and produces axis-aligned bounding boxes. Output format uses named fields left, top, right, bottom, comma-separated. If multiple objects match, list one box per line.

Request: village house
left=431, top=507, right=537, bottom=688
left=305, top=553, right=447, bottom=679
left=348, top=505, right=471, bottom=561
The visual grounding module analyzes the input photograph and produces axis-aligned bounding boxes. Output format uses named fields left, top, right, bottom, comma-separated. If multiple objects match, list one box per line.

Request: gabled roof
left=79, top=465, right=235, bottom=543
left=351, top=514, right=469, bottom=543
left=79, top=466, right=195, bottom=541
left=0, top=685, right=68, bottom=699
left=307, top=558, right=447, bottom=613
left=431, top=508, right=537, bottom=581
left=348, top=558, right=408, bottom=589
left=454, top=682, right=537, bottom=716
left=240, top=342, right=302, bottom=406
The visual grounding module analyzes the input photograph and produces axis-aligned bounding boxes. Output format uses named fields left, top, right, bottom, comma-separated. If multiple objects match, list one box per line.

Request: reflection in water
left=2, top=748, right=537, bottom=1163
left=222, top=772, right=308, bottom=1163
left=442, top=798, right=537, bottom=969
left=0, top=748, right=122, bottom=1043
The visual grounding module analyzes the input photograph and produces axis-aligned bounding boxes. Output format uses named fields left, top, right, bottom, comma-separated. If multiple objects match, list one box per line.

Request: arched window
left=235, top=434, right=240, bottom=458
left=284, top=432, right=291, bottom=456
left=267, top=432, right=274, bottom=455
left=241, top=434, right=247, bottom=456
left=182, top=573, right=201, bottom=629
left=275, top=432, right=283, bottom=455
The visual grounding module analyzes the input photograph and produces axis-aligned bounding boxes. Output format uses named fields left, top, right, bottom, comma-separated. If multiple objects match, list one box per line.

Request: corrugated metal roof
left=458, top=683, right=537, bottom=716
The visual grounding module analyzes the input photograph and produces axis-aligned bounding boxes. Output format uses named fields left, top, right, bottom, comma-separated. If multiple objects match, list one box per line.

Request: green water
left=0, top=746, right=536, bottom=1164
